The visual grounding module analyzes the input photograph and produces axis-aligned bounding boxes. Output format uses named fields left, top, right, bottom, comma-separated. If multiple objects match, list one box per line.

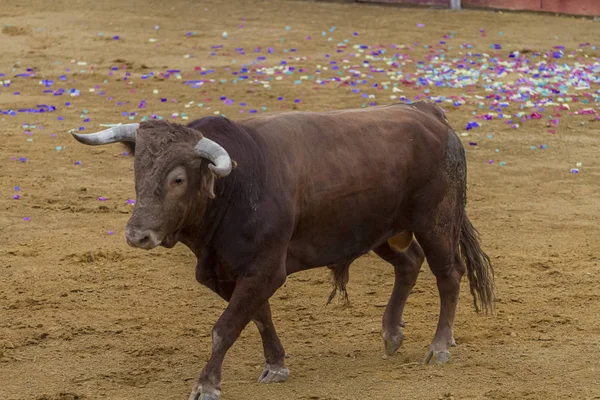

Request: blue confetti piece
left=466, top=121, right=480, bottom=130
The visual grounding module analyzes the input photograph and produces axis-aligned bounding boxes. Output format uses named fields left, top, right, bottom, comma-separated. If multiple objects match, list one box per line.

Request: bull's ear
left=200, top=169, right=216, bottom=199
left=196, top=159, right=236, bottom=199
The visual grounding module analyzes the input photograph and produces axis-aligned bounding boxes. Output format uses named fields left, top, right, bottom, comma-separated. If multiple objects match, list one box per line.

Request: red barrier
left=463, top=0, right=600, bottom=15
left=462, top=0, right=542, bottom=11
left=355, top=0, right=600, bottom=16
left=541, top=0, right=600, bottom=16
left=356, top=0, right=451, bottom=5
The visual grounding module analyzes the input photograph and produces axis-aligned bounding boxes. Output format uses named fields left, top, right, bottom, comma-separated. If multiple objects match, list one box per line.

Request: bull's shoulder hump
left=187, top=115, right=233, bottom=129
left=186, top=115, right=246, bottom=138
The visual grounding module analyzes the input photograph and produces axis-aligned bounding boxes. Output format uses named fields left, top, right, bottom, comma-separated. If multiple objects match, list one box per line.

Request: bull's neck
left=179, top=121, right=267, bottom=257
left=175, top=163, right=236, bottom=257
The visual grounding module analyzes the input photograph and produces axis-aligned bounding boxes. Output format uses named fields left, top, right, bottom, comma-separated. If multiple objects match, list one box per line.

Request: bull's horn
left=194, top=137, right=232, bottom=178
left=70, top=123, right=139, bottom=145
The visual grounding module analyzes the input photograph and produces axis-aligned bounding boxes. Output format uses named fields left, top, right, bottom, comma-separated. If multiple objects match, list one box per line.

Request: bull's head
left=70, top=121, right=232, bottom=250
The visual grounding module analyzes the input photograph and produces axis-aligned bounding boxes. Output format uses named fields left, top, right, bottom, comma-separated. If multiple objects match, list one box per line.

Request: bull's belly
left=286, top=225, right=410, bottom=272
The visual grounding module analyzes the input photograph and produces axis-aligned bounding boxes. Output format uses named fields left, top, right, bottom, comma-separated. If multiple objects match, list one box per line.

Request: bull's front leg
left=254, top=301, right=289, bottom=383
left=189, top=269, right=287, bottom=400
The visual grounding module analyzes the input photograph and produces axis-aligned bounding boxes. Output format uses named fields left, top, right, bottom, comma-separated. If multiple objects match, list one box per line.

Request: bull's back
left=242, top=103, right=452, bottom=191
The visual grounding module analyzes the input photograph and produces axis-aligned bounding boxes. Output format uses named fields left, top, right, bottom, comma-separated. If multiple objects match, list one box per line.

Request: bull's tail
left=459, top=215, right=495, bottom=313
left=327, top=263, right=350, bottom=306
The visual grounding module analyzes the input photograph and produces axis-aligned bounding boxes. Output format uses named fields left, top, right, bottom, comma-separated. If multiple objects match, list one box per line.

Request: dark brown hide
left=77, top=102, right=494, bottom=399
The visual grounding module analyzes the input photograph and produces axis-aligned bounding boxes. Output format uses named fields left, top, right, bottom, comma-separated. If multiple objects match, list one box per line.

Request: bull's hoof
left=189, top=393, right=219, bottom=400
left=258, top=364, right=289, bottom=384
left=189, top=388, right=220, bottom=400
left=382, top=331, right=405, bottom=357
left=423, top=348, right=451, bottom=365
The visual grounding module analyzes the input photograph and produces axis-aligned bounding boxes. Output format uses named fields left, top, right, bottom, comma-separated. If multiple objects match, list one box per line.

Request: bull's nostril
left=126, top=229, right=159, bottom=249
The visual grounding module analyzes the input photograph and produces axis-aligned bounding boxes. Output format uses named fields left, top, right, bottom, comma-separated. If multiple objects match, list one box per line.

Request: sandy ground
left=1, top=1, right=600, bottom=399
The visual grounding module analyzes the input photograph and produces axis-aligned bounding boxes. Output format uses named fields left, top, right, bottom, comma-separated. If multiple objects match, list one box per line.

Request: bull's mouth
left=160, top=230, right=180, bottom=248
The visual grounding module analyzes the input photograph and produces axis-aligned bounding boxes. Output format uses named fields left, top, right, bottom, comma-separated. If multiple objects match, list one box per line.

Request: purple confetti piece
left=465, top=121, right=480, bottom=130
left=23, top=217, right=30, bottom=221
left=98, top=196, right=107, bottom=201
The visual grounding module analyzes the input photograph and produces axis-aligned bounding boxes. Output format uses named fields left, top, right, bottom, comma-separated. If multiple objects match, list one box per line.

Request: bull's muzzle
left=125, top=226, right=162, bottom=250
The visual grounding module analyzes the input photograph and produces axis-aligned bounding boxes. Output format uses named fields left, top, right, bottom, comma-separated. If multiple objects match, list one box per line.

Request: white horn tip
left=70, top=130, right=84, bottom=140
left=209, top=157, right=232, bottom=177
left=69, top=130, right=94, bottom=145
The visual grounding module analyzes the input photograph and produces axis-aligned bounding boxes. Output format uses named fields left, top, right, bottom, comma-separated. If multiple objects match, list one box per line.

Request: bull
left=71, top=101, right=495, bottom=400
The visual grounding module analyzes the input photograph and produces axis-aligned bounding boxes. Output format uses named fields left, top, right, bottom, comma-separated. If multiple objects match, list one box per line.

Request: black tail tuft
left=459, top=215, right=495, bottom=314
left=327, top=263, right=350, bottom=306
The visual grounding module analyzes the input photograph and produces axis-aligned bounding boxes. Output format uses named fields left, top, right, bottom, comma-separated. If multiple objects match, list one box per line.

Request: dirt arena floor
left=1, top=0, right=600, bottom=399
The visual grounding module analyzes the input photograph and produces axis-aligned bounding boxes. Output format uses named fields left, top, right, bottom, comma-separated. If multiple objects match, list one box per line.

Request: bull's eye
left=168, top=167, right=187, bottom=188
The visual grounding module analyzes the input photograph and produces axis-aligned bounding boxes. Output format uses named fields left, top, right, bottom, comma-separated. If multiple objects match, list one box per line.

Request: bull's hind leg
left=374, top=233, right=425, bottom=357
left=414, top=231, right=465, bottom=364
left=254, top=301, right=289, bottom=384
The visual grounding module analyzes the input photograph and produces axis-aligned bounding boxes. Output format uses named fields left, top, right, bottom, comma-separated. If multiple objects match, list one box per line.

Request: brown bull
left=71, top=101, right=495, bottom=400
